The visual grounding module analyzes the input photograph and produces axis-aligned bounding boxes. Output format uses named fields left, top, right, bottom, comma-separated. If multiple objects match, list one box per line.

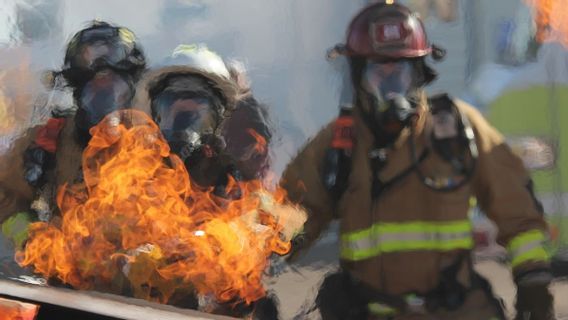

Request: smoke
left=1, top=0, right=364, bottom=172
left=0, top=1, right=364, bottom=317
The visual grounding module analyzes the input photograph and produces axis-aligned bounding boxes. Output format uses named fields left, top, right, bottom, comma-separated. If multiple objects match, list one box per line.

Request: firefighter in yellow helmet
left=281, top=2, right=554, bottom=319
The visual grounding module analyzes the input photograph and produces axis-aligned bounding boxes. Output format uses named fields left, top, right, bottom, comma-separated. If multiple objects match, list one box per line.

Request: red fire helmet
left=345, top=2, right=431, bottom=59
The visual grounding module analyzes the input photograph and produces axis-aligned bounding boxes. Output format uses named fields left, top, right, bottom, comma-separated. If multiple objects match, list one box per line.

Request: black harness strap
left=370, top=148, right=429, bottom=199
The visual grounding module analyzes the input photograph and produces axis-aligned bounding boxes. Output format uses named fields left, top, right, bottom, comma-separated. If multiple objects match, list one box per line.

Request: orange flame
left=247, top=128, right=268, bottom=155
left=0, top=298, right=39, bottom=320
left=17, top=110, right=305, bottom=306
left=525, top=0, right=568, bottom=46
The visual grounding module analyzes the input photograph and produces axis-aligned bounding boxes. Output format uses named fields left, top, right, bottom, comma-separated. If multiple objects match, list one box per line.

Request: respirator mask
left=360, top=60, right=422, bottom=145
left=74, top=68, right=135, bottom=139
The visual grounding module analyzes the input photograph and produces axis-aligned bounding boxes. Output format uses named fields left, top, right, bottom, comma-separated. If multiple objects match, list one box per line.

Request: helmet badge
left=370, top=20, right=408, bottom=51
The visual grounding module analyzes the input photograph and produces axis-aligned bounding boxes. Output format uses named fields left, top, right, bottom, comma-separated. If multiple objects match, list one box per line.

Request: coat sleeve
left=0, top=128, right=36, bottom=224
left=459, top=101, right=550, bottom=276
left=280, top=123, right=336, bottom=261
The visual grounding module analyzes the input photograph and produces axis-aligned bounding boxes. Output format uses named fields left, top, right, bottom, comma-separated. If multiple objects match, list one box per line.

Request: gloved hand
left=316, top=271, right=369, bottom=320
left=1, top=212, right=34, bottom=249
left=515, top=271, right=555, bottom=320
left=251, top=293, right=280, bottom=320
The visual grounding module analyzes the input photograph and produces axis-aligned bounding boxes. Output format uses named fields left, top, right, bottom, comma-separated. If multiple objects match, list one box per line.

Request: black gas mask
left=151, top=75, right=236, bottom=190
left=359, top=59, right=424, bottom=146
left=74, top=68, right=135, bottom=138
left=62, top=24, right=143, bottom=141
left=154, top=93, right=220, bottom=161
left=152, top=75, right=222, bottom=159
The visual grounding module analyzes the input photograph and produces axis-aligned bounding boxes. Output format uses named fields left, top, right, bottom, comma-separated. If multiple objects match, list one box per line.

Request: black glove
left=316, top=271, right=369, bottom=320
left=515, top=271, right=555, bottom=320
left=251, top=294, right=280, bottom=320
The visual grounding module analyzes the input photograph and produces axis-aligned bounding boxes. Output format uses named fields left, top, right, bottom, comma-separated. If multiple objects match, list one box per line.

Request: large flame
left=525, top=0, right=568, bottom=46
left=17, top=110, right=305, bottom=306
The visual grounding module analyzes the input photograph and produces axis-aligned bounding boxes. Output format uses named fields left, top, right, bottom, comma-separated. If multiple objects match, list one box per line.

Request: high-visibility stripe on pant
left=340, top=220, right=474, bottom=261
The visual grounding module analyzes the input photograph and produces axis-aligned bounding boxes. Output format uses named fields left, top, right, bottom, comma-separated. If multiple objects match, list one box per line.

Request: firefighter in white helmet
left=132, top=44, right=278, bottom=319
left=134, top=44, right=273, bottom=196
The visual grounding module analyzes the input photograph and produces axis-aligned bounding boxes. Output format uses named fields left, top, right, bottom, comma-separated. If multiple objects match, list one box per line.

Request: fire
left=525, top=0, right=568, bottom=46
left=247, top=128, right=268, bottom=155
left=0, top=298, right=39, bottom=320
left=16, top=110, right=306, bottom=306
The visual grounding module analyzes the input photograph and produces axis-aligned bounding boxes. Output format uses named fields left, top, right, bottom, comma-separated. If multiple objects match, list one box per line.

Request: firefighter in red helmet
left=281, top=2, right=554, bottom=319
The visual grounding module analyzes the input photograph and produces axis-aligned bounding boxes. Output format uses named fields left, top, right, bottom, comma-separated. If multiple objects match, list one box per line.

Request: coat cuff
left=507, top=229, right=550, bottom=270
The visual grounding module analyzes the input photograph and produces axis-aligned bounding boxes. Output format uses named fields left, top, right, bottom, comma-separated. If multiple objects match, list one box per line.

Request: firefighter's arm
left=462, top=102, right=554, bottom=319
left=280, top=124, right=336, bottom=262
left=0, top=129, right=37, bottom=248
left=461, top=102, right=550, bottom=276
left=0, top=129, right=37, bottom=223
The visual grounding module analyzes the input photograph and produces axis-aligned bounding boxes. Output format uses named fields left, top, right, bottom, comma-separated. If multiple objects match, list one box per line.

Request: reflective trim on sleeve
left=507, top=230, right=549, bottom=268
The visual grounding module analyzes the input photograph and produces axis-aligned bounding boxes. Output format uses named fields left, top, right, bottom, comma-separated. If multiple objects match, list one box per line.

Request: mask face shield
left=150, top=75, right=229, bottom=187
left=75, top=69, right=134, bottom=132
left=152, top=91, right=220, bottom=162
left=356, top=59, right=422, bottom=146
left=154, top=96, right=216, bottom=141
left=361, top=60, right=414, bottom=110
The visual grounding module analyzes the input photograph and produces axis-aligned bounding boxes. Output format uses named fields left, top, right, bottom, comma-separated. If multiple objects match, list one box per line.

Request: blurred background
left=1, top=0, right=567, bottom=318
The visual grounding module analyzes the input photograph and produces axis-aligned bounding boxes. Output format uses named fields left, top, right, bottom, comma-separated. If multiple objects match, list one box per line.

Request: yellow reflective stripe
left=507, top=230, right=545, bottom=252
left=172, top=44, right=220, bottom=60
left=368, top=302, right=397, bottom=316
left=507, top=230, right=549, bottom=267
left=340, top=220, right=473, bottom=261
left=341, top=238, right=473, bottom=261
left=341, top=220, right=472, bottom=242
left=510, top=247, right=549, bottom=268
left=173, top=43, right=199, bottom=55
left=118, top=28, right=135, bottom=45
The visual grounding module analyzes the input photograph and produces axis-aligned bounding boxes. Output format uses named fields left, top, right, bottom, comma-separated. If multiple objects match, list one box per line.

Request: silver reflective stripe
left=510, top=240, right=544, bottom=260
left=340, top=221, right=474, bottom=260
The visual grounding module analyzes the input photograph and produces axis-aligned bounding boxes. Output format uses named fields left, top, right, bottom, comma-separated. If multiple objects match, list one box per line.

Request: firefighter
left=1, top=21, right=146, bottom=240
left=132, top=44, right=278, bottom=318
left=281, top=2, right=554, bottom=320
